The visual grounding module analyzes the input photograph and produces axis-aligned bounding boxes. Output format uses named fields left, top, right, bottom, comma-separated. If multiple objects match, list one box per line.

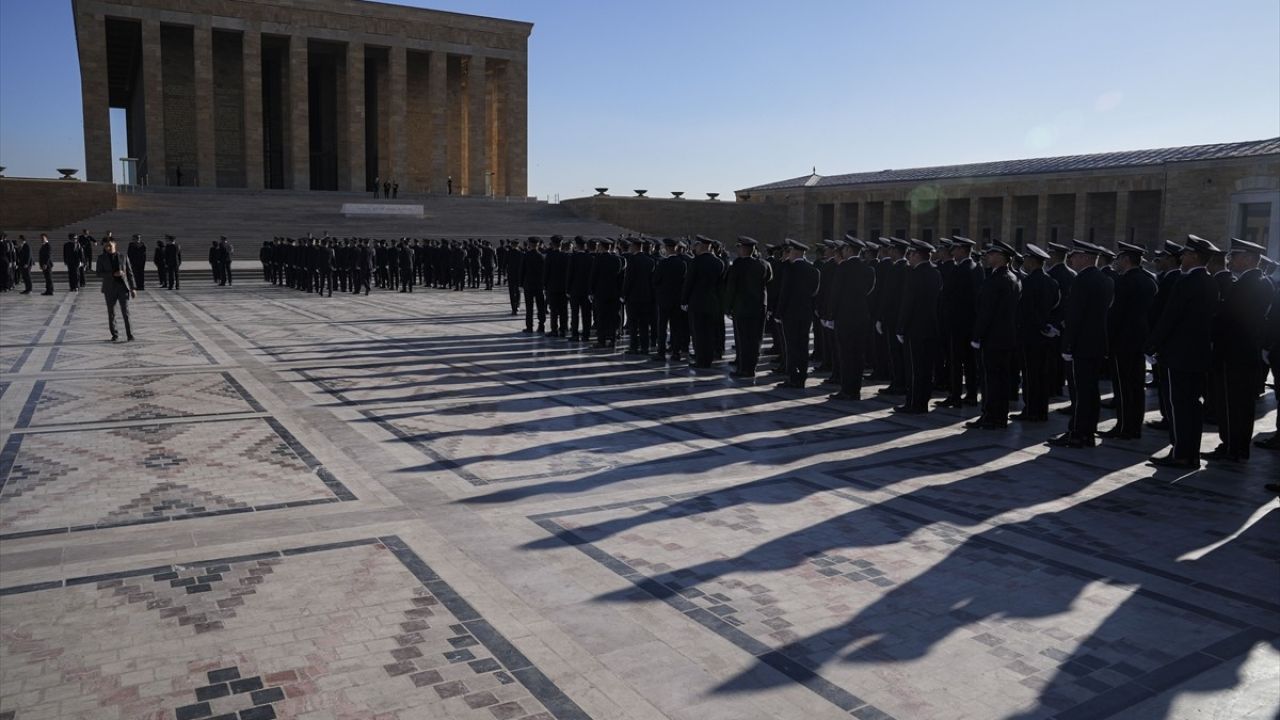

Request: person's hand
left=1061, top=353, right=1073, bottom=362
left=1145, top=354, right=1156, bottom=366
left=680, top=305, right=688, bottom=312
left=113, top=270, right=123, bottom=277
left=130, top=289, right=137, bottom=299
left=1041, top=325, right=1060, bottom=338
left=875, top=321, right=883, bottom=335
left=896, top=334, right=905, bottom=344
left=970, top=341, right=981, bottom=350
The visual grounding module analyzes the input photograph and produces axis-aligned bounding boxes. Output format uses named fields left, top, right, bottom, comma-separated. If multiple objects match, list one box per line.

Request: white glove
left=1263, top=349, right=1271, bottom=365
left=1061, top=353, right=1073, bottom=362
left=1040, top=325, right=1061, bottom=338
left=970, top=341, right=981, bottom=350
left=1145, top=354, right=1156, bottom=366
left=824, top=320, right=835, bottom=330
left=680, top=305, right=688, bottom=312
left=896, top=334, right=905, bottom=344
left=875, top=321, right=883, bottom=335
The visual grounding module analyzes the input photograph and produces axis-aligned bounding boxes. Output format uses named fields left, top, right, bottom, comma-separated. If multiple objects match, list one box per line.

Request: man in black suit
left=653, top=238, right=687, bottom=361
left=1049, top=240, right=1114, bottom=448
left=724, top=236, right=772, bottom=378
left=968, top=241, right=1022, bottom=428
left=76, top=229, right=94, bottom=287
left=520, top=237, right=546, bottom=333
left=567, top=237, right=594, bottom=341
left=96, top=237, right=136, bottom=341
left=1146, top=241, right=1184, bottom=431
left=163, top=236, right=182, bottom=289
left=827, top=236, right=876, bottom=400
left=773, top=239, right=820, bottom=388
left=1046, top=242, right=1077, bottom=399
left=1146, top=235, right=1220, bottom=468
left=37, top=234, right=54, bottom=295
left=814, top=240, right=839, bottom=373
left=622, top=239, right=656, bottom=353
left=894, top=239, right=942, bottom=413
left=1014, top=244, right=1060, bottom=422
left=14, top=235, right=33, bottom=293
left=1207, top=238, right=1273, bottom=462
left=681, top=235, right=725, bottom=369
left=505, top=239, right=524, bottom=315
left=544, top=236, right=570, bottom=337
left=875, top=239, right=910, bottom=396
left=590, top=240, right=624, bottom=347
left=126, top=235, right=147, bottom=291
left=62, top=233, right=82, bottom=292
left=1102, top=242, right=1158, bottom=440
left=940, top=236, right=981, bottom=407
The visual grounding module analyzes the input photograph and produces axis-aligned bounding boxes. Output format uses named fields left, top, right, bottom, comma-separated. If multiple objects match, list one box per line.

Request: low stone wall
left=0, top=178, right=118, bottom=232
left=561, top=195, right=789, bottom=242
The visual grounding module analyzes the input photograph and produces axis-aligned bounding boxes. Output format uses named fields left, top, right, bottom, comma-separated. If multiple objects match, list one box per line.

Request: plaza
left=0, top=277, right=1276, bottom=719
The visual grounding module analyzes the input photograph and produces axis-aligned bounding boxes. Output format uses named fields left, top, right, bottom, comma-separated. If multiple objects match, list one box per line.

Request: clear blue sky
left=1, top=0, right=1277, bottom=199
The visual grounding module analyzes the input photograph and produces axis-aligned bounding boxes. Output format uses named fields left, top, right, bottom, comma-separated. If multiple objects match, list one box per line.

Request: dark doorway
left=308, top=45, right=340, bottom=190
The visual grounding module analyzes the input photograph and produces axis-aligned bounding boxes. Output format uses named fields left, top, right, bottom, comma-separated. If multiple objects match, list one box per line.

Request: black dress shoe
left=1255, top=435, right=1280, bottom=450
left=893, top=406, right=925, bottom=415
left=965, top=419, right=1005, bottom=430
left=1204, top=448, right=1244, bottom=462
left=1011, top=413, right=1047, bottom=423
left=1148, top=454, right=1198, bottom=469
left=963, top=397, right=980, bottom=407
left=1265, top=483, right=1280, bottom=494
left=126, top=335, right=135, bottom=342
left=1146, top=419, right=1169, bottom=431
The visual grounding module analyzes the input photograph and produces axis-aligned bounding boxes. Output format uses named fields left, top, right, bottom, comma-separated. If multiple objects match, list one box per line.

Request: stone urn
left=0, top=166, right=6, bottom=177
left=634, top=189, right=647, bottom=198
left=594, top=187, right=609, bottom=196
left=706, top=192, right=720, bottom=201
left=671, top=191, right=684, bottom=199
left=56, top=168, right=80, bottom=180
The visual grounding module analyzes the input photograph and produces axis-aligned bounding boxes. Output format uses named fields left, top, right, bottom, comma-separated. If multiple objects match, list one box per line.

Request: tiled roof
left=740, top=137, right=1280, bottom=192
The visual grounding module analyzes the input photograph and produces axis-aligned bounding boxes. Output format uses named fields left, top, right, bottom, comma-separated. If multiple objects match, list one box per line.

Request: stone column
left=908, top=204, right=921, bottom=240
left=427, top=51, right=447, bottom=193
left=937, top=196, right=950, bottom=239
left=75, top=12, right=112, bottom=182
left=1073, top=191, right=1088, bottom=241
left=193, top=23, right=216, bottom=187
left=882, top=201, right=893, bottom=238
left=465, top=54, right=487, bottom=195
left=141, top=19, right=167, bottom=186
left=345, top=41, right=366, bottom=193
left=1114, top=189, right=1130, bottom=247
left=504, top=59, right=527, bottom=197
left=1036, top=193, right=1049, bottom=247
left=967, top=197, right=980, bottom=240
left=289, top=35, right=309, bottom=190
left=388, top=45, right=407, bottom=192
left=854, top=201, right=867, bottom=240
left=1000, top=194, right=1014, bottom=244
left=242, top=28, right=264, bottom=190
left=832, top=202, right=845, bottom=240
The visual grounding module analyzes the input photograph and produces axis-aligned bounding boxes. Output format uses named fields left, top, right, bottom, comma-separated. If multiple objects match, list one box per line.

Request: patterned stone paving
left=0, top=539, right=579, bottom=720
left=0, top=278, right=1276, bottom=720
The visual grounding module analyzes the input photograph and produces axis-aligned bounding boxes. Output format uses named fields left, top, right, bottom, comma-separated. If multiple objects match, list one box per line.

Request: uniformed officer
left=1146, top=235, right=1221, bottom=468
left=724, top=236, right=772, bottom=378
left=653, top=238, right=687, bottom=360
left=1014, top=244, right=1059, bottom=422
left=591, top=239, right=624, bottom=347
left=37, top=234, right=54, bottom=295
left=876, top=239, right=910, bottom=396
left=968, top=241, right=1021, bottom=428
left=815, top=240, right=838, bottom=373
left=1045, top=242, right=1077, bottom=399
left=1146, top=240, right=1184, bottom=431
left=827, top=235, right=876, bottom=400
left=520, top=237, right=547, bottom=333
left=163, top=235, right=182, bottom=289
left=127, top=235, right=147, bottom=291
left=1102, top=241, right=1157, bottom=440
left=543, top=236, right=570, bottom=336
left=567, top=237, right=594, bottom=341
left=774, top=239, right=820, bottom=388
left=505, top=238, right=524, bottom=315
left=894, top=239, right=942, bottom=413
left=1207, top=237, right=1273, bottom=461
left=1049, top=240, right=1114, bottom=448
left=681, top=235, right=726, bottom=369
left=622, top=239, right=656, bottom=353
left=940, top=236, right=982, bottom=407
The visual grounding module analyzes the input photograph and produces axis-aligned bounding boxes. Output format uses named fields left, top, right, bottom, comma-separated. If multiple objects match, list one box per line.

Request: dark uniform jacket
left=681, top=252, right=725, bottom=313
left=943, top=257, right=981, bottom=336
left=724, top=256, right=772, bottom=316
left=775, top=259, right=820, bottom=323
left=1048, top=263, right=1077, bottom=328
left=622, top=252, right=656, bottom=304
left=653, top=254, right=687, bottom=310
left=63, top=240, right=82, bottom=266
left=830, top=257, right=876, bottom=329
left=590, top=253, right=624, bottom=302
left=1147, top=267, right=1218, bottom=372
left=1108, top=268, right=1158, bottom=354
left=1063, top=266, right=1114, bottom=359
left=973, top=266, right=1021, bottom=351
left=1016, top=267, right=1059, bottom=344
left=898, top=262, right=943, bottom=341
left=521, top=250, right=545, bottom=291
left=1214, top=268, right=1273, bottom=369
left=544, top=249, right=569, bottom=292
left=567, top=251, right=594, bottom=299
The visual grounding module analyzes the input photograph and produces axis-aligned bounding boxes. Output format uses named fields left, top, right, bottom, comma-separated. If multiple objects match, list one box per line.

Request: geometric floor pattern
left=1, top=276, right=1277, bottom=720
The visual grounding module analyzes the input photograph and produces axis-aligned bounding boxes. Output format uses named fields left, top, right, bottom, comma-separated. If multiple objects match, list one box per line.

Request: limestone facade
left=736, top=139, right=1280, bottom=257
left=72, top=0, right=531, bottom=196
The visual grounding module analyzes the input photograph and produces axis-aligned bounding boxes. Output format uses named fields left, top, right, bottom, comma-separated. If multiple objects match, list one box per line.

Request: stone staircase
left=48, top=187, right=631, bottom=248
